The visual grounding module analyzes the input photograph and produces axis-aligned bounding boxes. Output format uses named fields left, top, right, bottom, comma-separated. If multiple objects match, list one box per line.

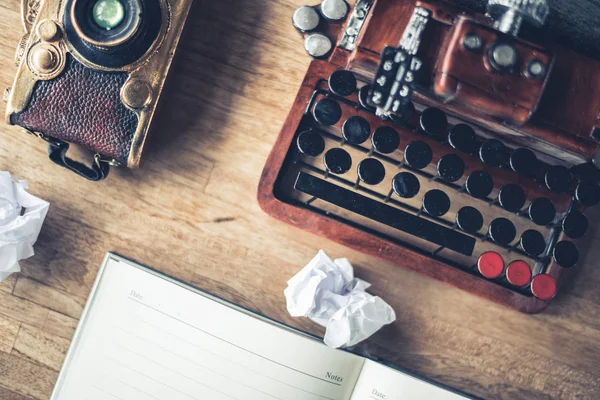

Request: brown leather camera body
left=259, top=0, right=600, bottom=313
left=4, top=0, right=194, bottom=180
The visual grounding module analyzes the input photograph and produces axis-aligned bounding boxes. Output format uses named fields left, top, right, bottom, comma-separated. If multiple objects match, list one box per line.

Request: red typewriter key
left=506, top=261, right=532, bottom=287
left=477, top=251, right=505, bottom=279
left=531, top=274, right=557, bottom=301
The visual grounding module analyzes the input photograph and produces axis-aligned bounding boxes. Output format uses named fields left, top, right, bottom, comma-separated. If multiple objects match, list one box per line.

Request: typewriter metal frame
left=259, top=0, right=600, bottom=313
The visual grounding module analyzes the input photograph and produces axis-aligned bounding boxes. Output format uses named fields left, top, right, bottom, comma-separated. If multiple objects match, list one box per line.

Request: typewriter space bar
left=294, top=172, right=476, bottom=256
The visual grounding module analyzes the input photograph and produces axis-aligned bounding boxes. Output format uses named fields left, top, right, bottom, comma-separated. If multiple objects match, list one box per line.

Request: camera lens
left=92, top=0, right=126, bottom=30
left=65, top=0, right=164, bottom=68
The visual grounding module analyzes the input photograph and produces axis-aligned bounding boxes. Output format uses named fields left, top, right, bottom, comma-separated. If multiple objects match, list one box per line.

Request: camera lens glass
left=93, top=0, right=126, bottom=30
left=65, top=0, right=164, bottom=68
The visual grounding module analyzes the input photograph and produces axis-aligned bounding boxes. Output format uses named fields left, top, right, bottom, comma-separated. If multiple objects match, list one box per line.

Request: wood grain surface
left=0, top=0, right=599, bottom=399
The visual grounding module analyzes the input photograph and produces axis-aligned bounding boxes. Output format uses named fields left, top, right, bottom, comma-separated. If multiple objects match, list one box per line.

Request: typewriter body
left=259, top=0, right=600, bottom=313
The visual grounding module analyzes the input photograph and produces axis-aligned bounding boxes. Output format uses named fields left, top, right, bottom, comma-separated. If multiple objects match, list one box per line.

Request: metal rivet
left=121, top=79, right=152, bottom=109
left=491, top=43, right=518, bottom=69
left=527, top=59, right=546, bottom=78
left=37, top=20, right=60, bottom=42
left=463, top=33, right=482, bottom=51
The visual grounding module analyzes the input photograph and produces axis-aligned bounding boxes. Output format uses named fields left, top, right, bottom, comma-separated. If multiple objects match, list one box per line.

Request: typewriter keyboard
left=269, top=66, right=600, bottom=305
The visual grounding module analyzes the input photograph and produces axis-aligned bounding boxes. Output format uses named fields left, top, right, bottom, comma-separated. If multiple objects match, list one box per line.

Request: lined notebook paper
left=51, top=254, right=470, bottom=400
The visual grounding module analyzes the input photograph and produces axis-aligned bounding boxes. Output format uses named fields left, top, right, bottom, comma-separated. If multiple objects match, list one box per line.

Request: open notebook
left=51, top=253, right=472, bottom=400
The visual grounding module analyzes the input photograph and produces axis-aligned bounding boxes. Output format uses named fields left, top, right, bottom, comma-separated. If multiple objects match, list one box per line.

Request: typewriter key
left=448, top=124, right=478, bottom=154
left=544, top=165, right=572, bottom=193
left=488, top=218, right=516, bottom=245
left=575, top=181, right=600, bottom=207
left=464, top=171, right=494, bottom=199
left=477, top=251, right=505, bottom=279
left=527, top=197, right=556, bottom=226
left=329, top=70, right=357, bottom=96
left=358, top=85, right=376, bottom=112
left=387, top=172, right=420, bottom=201
left=389, top=101, right=415, bottom=122
left=479, top=139, right=507, bottom=168
left=562, top=211, right=588, bottom=239
left=531, top=274, right=557, bottom=301
left=456, top=206, right=484, bottom=234
left=497, top=184, right=526, bottom=212
left=297, top=130, right=325, bottom=157
left=436, top=154, right=465, bottom=183
left=357, top=158, right=386, bottom=186
left=304, top=34, right=333, bottom=58
left=421, top=189, right=451, bottom=217
left=520, top=229, right=546, bottom=257
left=292, top=6, right=320, bottom=32
left=553, top=240, right=579, bottom=268
left=510, top=148, right=538, bottom=176
left=324, top=148, right=352, bottom=175
left=313, top=98, right=341, bottom=126
left=342, top=116, right=370, bottom=145
left=403, top=141, right=432, bottom=170
left=420, top=107, right=448, bottom=138
left=371, top=126, right=400, bottom=154
left=320, top=0, right=349, bottom=21
left=506, top=261, right=532, bottom=287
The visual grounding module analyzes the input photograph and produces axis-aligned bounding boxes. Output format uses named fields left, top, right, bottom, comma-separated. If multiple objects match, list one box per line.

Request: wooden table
left=1, top=0, right=599, bottom=399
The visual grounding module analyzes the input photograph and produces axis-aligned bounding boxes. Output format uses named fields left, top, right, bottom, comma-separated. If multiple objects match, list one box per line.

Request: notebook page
left=349, top=360, right=469, bottom=400
left=51, top=255, right=364, bottom=400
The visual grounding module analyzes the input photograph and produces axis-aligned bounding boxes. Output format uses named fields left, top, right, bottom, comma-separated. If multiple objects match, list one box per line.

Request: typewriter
left=259, top=0, right=600, bottom=313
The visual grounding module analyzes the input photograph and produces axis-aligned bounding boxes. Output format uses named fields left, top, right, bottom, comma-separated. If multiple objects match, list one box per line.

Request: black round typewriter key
left=324, top=148, right=352, bottom=175
left=575, top=181, right=600, bottom=207
left=448, top=124, right=478, bottom=154
left=479, top=139, right=508, bottom=168
left=296, top=130, right=325, bottom=157
left=510, top=148, right=537, bottom=176
left=465, top=171, right=494, bottom=199
left=420, top=107, right=448, bottom=138
left=520, top=229, right=546, bottom=257
left=389, top=101, right=415, bottom=122
left=528, top=197, right=556, bottom=226
left=404, top=141, right=432, bottom=170
left=422, top=189, right=451, bottom=217
left=391, top=172, right=420, bottom=199
left=553, top=240, right=579, bottom=269
left=488, top=218, right=516, bottom=245
left=562, top=211, right=588, bottom=239
left=328, top=70, right=357, bottom=96
left=313, top=98, right=342, bottom=126
left=358, top=85, right=376, bottom=112
left=342, top=116, right=371, bottom=145
left=437, top=154, right=465, bottom=183
left=372, top=126, right=400, bottom=154
left=544, top=165, right=572, bottom=193
left=456, top=206, right=484, bottom=234
left=498, top=184, right=526, bottom=213
left=357, top=158, right=386, bottom=185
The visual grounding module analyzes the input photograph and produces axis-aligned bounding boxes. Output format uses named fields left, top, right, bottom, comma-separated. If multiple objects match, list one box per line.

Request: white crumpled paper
left=0, top=171, right=49, bottom=282
left=285, top=250, right=396, bottom=348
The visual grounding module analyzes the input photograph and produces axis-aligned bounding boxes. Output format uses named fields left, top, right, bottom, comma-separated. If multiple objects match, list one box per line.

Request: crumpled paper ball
left=0, top=171, right=49, bottom=282
left=284, top=250, right=396, bottom=348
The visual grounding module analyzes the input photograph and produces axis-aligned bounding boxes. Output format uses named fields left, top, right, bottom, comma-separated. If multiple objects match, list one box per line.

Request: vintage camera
left=4, top=0, right=194, bottom=180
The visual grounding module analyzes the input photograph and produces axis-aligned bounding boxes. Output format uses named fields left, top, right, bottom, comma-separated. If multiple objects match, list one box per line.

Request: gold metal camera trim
left=6, top=0, right=194, bottom=168
left=70, top=0, right=143, bottom=48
